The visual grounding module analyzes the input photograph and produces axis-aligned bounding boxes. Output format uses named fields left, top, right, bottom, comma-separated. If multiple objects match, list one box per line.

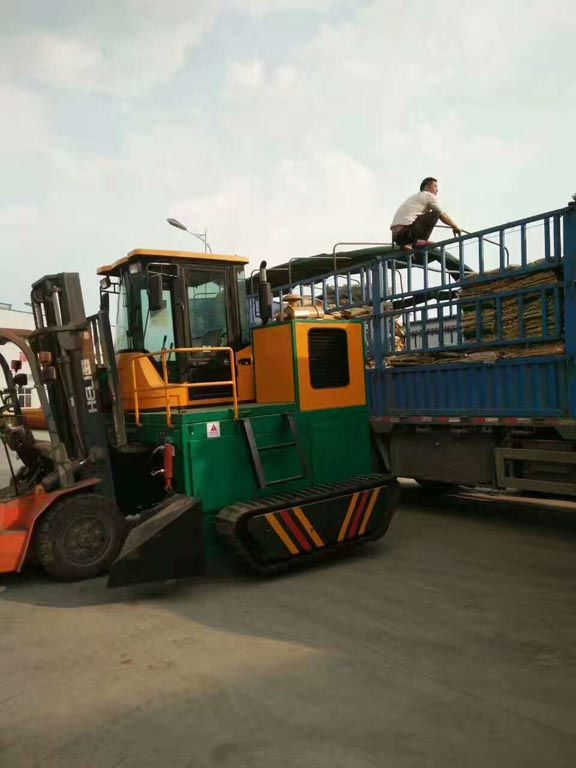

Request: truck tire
left=35, top=493, right=127, bottom=581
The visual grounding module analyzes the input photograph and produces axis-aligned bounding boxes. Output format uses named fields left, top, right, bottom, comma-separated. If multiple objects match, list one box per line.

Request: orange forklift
left=0, top=325, right=123, bottom=578
left=0, top=273, right=198, bottom=581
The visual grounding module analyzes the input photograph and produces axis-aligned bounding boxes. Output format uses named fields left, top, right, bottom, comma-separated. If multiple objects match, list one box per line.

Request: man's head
left=420, top=177, right=438, bottom=194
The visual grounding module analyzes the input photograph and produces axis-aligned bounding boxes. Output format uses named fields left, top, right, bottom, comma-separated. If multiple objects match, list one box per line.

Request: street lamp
left=166, top=218, right=212, bottom=253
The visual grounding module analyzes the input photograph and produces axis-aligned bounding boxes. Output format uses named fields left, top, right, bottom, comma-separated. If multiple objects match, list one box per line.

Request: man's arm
left=439, top=211, right=462, bottom=237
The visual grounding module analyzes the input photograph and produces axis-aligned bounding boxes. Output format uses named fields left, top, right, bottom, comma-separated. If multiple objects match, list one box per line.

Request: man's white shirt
left=391, top=191, right=443, bottom=229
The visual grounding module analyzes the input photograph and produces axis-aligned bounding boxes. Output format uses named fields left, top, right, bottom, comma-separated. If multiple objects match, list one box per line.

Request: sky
left=1, top=0, right=575, bottom=310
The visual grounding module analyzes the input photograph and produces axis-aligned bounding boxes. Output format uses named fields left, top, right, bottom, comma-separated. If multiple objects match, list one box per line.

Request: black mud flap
left=107, top=494, right=205, bottom=588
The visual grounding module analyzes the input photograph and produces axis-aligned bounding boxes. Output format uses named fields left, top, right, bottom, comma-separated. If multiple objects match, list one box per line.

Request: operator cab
left=98, top=249, right=251, bottom=409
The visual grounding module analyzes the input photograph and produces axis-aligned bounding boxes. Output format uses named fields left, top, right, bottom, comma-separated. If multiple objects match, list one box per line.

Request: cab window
left=186, top=269, right=228, bottom=347
left=140, top=287, right=175, bottom=353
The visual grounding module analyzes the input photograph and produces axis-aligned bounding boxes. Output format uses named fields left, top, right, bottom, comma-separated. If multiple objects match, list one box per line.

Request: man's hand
left=440, top=213, right=462, bottom=237
left=439, top=212, right=462, bottom=237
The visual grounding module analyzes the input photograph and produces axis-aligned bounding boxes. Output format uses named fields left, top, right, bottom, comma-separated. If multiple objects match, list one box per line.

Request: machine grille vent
left=308, top=328, right=350, bottom=389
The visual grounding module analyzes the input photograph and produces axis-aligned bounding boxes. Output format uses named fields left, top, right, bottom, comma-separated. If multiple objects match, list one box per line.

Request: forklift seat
left=3, top=424, right=54, bottom=468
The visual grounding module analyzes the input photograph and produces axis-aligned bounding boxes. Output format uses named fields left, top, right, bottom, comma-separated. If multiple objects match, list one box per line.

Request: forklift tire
left=35, top=493, right=127, bottom=581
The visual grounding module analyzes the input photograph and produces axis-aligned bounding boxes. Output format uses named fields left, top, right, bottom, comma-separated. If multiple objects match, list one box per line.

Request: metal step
left=242, top=413, right=308, bottom=489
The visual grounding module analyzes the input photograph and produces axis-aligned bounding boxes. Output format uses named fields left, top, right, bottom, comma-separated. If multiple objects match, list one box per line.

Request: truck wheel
left=35, top=494, right=127, bottom=581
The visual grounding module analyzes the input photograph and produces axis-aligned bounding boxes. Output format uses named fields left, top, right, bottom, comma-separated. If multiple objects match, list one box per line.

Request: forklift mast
left=29, top=272, right=124, bottom=501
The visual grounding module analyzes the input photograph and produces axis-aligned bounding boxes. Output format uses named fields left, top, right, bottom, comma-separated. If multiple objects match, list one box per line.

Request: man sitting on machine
left=390, top=177, right=462, bottom=250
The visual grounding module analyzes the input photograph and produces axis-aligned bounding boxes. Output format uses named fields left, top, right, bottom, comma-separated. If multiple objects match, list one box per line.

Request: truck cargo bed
left=368, top=354, right=569, bottom=419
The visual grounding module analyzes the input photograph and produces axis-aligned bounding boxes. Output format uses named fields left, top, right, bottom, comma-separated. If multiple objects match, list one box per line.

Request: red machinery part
left=163, top=443, right=175, bottom=492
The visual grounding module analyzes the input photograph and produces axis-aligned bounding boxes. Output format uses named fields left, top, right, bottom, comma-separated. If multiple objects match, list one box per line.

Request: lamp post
left=166, top=218, right=212, bottom=253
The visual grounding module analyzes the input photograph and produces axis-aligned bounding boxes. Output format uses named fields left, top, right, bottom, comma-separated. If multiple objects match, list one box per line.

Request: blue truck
left=248, top=197, right=576, bottom=496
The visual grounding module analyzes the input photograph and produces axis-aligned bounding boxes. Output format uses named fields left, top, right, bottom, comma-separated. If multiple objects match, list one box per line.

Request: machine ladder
left=242, top=413, right=308, bottom=489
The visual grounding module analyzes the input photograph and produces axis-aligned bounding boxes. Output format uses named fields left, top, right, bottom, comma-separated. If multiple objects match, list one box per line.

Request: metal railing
left=245, top=205, right=572, bottom=369
left=371, top=207, right=567, bottom=364
left=248, top=252, right=379, bottom=326
left=131, top=346, right=238, bottom=426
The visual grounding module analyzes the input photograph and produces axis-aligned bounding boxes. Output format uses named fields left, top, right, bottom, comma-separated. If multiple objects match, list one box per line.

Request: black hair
left=420, top=177, right=437, bottom=192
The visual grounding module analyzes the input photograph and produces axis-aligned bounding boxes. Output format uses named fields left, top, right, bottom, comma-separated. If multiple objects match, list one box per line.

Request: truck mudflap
left=216, top=474, right=400, bottom=575
left=107, top=494, right=205, bottom=587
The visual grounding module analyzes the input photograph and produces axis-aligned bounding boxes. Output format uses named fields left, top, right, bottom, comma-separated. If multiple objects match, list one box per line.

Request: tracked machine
left=0, top=248, right=399, bottom=585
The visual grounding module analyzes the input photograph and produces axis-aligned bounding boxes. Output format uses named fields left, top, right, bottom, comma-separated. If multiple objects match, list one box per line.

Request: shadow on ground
left=3, top=484, right=576, bottom=613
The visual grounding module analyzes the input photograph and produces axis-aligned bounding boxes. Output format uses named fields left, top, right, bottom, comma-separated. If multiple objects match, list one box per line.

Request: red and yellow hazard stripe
left=337, top=492, right=359, bottom=542
left=265, top=487, right=382, bottom=556
left=292, top=506, right=324, bottom=548
left=338, top=487, right=381, bottom=541
left=265, top=507, right=324, bottom=555
left=264, top=513, right=299, bottom=555
left=359, top=487, right=380, bottom=535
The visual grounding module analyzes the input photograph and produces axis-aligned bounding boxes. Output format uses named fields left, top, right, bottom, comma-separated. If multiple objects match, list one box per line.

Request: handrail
left=246, top=204, right=572, bottom=360
left=248, top=205, right=570, bottom=304
left=436, top=224, right=510, bottom=266
left=130, top=346, right=238, bottom=426
left=372, top=208, right=567, bottom=359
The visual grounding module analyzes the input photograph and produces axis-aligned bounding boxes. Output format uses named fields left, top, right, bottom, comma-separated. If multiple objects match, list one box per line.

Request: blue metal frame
left=368, top=355, right=567, bottom=418
left=247, top=260, right=376, bottom=324
left=369, top=207, right=566, bottom=365
left=246, top=203, right=576, bottom=418
left=563, top=202, right=576, bottom=416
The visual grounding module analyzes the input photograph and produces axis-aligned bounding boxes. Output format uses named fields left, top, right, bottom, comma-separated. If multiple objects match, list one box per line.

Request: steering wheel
left=0, top=393, right=18, bottom=417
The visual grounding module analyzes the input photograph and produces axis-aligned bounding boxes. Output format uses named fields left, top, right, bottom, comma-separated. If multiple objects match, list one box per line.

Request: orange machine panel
left=236, top=346, right=255, bottom=402
left=253, top=324, right=296, bottom=404
left=117, top=352, right=189, bottom=411
left=295, top=322, right=366, bottom=411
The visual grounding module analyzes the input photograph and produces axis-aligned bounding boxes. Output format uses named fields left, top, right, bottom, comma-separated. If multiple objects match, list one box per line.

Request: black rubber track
left=216, top=473, right=400, bottom=575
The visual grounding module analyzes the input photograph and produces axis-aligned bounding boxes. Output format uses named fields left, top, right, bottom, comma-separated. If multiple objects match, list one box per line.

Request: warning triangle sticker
left=207, top=421, right=221, bottom=438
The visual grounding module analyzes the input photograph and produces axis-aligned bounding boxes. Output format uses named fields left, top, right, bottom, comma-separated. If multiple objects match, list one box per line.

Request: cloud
left=0, top=0, right=574, bottom=313
left=218, top=0, right=575, bottom=229
left=226, top=59, right=298, bottom=100
left=228, top=59, right=265, bottom=91
left=228, top=0, right=336, bottom=15
left=0, top=205, right=39, bottom=228
left=9, top=2, right=217, bottom=98
left=170, top=150, right=387, bottom=271
left=0, top=85, right=51, bottom=156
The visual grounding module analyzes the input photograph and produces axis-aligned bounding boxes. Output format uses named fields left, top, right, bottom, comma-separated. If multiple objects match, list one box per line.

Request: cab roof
left=97, top=248, right=248, bottom=277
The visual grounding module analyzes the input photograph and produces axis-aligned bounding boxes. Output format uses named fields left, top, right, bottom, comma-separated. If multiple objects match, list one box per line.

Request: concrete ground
left=1, top=472, right=576, bottom=767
